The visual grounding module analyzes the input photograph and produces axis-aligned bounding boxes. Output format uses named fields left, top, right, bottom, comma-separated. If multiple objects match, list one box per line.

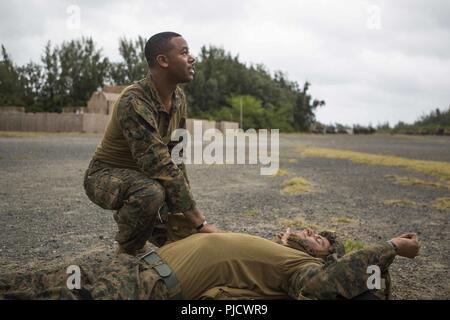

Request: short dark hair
left=319, top=230, right=345, bottom=259
left=144, top=32, right=182, bottom=68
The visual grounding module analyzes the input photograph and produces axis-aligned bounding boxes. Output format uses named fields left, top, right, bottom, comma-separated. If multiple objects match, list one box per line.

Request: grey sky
left=1, top=0, right=449, bottom=126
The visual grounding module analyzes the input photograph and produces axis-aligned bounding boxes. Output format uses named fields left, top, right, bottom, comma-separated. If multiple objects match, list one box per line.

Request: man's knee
left=125, top=181, right=166, bottom=214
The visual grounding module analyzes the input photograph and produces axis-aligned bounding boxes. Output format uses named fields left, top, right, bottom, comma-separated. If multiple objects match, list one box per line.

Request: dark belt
left=139, top=250, right=183, bottom=300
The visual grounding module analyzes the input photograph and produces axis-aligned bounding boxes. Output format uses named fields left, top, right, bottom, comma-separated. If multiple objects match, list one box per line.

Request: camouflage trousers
left=0, top=254, right=172, bottom=300
left=83, top=160, right=196, bottom=252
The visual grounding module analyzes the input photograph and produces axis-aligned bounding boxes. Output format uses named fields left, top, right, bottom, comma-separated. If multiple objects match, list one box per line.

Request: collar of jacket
left=140, top=73, right=181, bottom=115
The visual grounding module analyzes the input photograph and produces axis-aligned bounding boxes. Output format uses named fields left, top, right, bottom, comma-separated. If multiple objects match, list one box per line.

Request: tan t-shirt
left=157, top=233, right=324, bottom=299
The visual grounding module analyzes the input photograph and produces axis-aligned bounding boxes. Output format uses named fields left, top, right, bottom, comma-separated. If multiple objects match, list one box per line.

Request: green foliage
left=211, top=95, right=271, bottom=130
left=0, top=45, right=25, bottom=106
left=0, top=40, right=324, bottom=131
left=376, top=121, right=391, bottom=133
left=293, top=82, right=325, bottom=131
left=183, top=45, right=324, bottom=131
left=391, top=107, right=450, bottom=135
left=343, top=239, right=366, bottom=253
left=17, top=62, right=44, bottom=112
left=1, top=38, right=109, bottom=112
left=110, top=36, right=148, bottom=84
left=57, top=38, right=110, bottom=109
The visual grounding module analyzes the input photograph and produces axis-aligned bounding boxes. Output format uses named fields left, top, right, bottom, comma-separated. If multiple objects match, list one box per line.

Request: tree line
left=0, top=37, right=324, bottom=131
left=386, top=107, right=450, bottom=135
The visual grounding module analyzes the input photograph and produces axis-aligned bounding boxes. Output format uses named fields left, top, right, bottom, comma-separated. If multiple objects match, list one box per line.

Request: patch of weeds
left=299, top=147, right=450, bottom=182
left=343, top=239, right=366, bottom=253
left=433, top=197, right=450, bottom=210
left=0, top=131, right=43, bottom=138
left=281, top=177, right=313, bottom=196
left=275, top=168, right=288, bottom=177
left=278, top=217, right=323, bottom=231
left=0, top=131, right=96, bottom=138
left=12, top=155, right=32, bottom=160
left=385, top=174, right=449, bottom=190
left=382, top=199, right=418, bottom=207
left=288, top=159, right=298, bottom=164
left=332, top=216, right=358, bottom=224
left=242, top=208, right=261, bottom=217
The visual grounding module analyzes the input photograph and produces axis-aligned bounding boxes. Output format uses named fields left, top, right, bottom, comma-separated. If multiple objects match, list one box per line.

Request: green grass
left=383, top=197, right=450, bottom=210
left=242, top=208, right=261, bottom=217
left=299, top=147, right=450, bottom=182
left=278, top=217, right=326, bottom=231
left=275, top=168, right=288, bottom=177
left=12, top=156, right=32, bottom=160
left=0, top=131, right=99, bottom=138
left=385, top=174, right=450, bottom=189
left=281, top=177, right=313, bottom=196
left=383, top=199, right=418, bottom=207
left=0, top=131, right=45, bottom=138
left=343, top=239, right=366, bottom=253
left=332, top=216, right=358, bottom=224
left=433, top=197, right=450, bottom=210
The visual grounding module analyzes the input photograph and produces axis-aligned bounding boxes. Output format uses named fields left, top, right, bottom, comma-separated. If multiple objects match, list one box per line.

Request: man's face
left=165, top=36, right=195, bottom=83
left=295, top=228, right=331, bottom=254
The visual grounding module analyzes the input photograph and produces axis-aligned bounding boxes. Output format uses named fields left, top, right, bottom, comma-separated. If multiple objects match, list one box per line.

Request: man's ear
left=156, top=54, right=169, bottom=68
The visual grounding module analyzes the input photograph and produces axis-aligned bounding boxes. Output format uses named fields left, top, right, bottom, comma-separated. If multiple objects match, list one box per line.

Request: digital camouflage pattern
left=84, top=160, right=197, bottom=251
left=0, top=253, right=170, bottom=300
left=114, top=82, right=195, bottom=214
left=0, top=237, right=395, bottom=300
left=84, top=160, right=167, bottom=252
left=84, top=76, right=195, bottom=252
left=290, top=243, right=395, bottom=300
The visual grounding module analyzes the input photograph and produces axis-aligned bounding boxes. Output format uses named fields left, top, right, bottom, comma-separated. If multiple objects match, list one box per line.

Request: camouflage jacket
left=0, top=253, right=169, bottom=300
left=289, top=243, right=396, bottom=300
left=94, top=76, right=194, bottom=213
left=0, top=242, right=396, bottom=300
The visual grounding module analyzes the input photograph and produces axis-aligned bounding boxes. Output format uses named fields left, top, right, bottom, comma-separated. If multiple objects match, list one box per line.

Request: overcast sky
left=1, top=0, right=449, bottom=126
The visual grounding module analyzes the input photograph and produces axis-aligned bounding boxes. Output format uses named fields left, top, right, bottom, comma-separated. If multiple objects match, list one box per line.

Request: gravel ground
left=0, top=133, right=449, bottom=299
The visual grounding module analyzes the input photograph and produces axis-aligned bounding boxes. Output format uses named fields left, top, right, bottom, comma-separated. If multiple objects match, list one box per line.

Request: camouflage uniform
left=0, top=238, right=396, bottom=300
left=0, top=253, right=171, bottom=300
left=291, top=243, right=395, bottom=300
left=84, top=75, right=196, bottom=252
left=274, top=232, right=392, bottom=300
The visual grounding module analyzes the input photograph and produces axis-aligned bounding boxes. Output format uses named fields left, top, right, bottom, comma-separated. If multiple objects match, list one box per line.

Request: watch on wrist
left=196, top=220, right=208, bottom=231
left=387, top=240, right=398, bottom=253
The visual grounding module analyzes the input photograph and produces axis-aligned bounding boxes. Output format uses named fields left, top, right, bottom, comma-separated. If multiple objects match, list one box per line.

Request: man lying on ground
left=0, top=229, right=419, bottom=300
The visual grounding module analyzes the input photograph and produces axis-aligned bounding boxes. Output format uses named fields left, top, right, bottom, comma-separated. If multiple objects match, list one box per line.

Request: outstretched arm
left=288, top=234, right=420, bottom=300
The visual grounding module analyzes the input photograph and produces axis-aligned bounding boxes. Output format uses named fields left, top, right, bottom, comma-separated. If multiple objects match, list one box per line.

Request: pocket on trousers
left=84, top=171, right=123, bottom=210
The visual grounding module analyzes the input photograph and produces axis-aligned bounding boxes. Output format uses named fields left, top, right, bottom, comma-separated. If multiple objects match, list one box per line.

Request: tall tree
left=40, top=41, right=61, bottom=111
left=1, top=40, right=325, bottom=130
left=58, top=37, right=110, bottom=107
left=17, top=61, right=44, bottom=111
left=110, top=36, right=148, bottom=84
left=293, top=82, right=325, bottom=131
left=0, top=45, right=24, bottom=106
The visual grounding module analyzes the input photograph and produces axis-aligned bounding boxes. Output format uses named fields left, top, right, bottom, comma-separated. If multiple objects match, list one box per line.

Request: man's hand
left=184, top=207, right=205, bottom=226
left=390, top=233, right=420, bottom=259
left=277, top=227, right=291, bottom=245
left=183, top=207, right=223, bottom=233
left=198, top=223, right=222, bottom=233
